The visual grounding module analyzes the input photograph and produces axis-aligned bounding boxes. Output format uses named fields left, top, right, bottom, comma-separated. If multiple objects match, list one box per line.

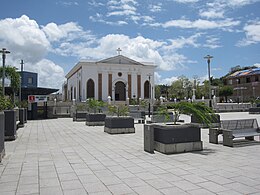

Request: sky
left=0, top=0, right=259, bottom=90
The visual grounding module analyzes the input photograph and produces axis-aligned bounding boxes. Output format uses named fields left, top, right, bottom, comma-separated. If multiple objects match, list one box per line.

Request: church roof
left=97, top=55, right=145, bottom=66
left=65, top=55, right=155, bottom=79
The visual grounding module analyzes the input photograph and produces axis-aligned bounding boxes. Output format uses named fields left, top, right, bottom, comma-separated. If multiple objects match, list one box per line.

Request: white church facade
left=63, top=55, right=156, bottom=103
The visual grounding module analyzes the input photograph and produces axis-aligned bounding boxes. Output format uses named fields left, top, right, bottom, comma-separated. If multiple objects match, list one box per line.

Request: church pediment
left=97, top=55, right=144, bottom=66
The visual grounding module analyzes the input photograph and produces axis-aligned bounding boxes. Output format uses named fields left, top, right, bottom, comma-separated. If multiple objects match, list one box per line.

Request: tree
left=219, top=86, right=233, bottom=102
left=0, top=66, right=20, bottom=103
left=169, top=76, right=193, bottom=99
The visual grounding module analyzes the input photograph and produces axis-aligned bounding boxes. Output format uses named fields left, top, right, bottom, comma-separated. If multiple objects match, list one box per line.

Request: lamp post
left=204, top=55, right=213, bottom=107
left=19, top=59, right=24, bottom=103
left=0, top=48, right=11, bottom=96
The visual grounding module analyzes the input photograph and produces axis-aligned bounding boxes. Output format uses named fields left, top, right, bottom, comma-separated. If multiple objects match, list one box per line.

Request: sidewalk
left=0, top=112, right=260, bottom=195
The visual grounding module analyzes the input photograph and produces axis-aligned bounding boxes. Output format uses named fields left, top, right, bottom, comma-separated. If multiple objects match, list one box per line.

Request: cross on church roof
left=117, top=48, right=122, bottom=55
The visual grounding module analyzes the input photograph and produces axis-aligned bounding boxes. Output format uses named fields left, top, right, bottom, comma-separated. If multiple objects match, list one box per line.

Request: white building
left=63, top=55, right=156, bottom=102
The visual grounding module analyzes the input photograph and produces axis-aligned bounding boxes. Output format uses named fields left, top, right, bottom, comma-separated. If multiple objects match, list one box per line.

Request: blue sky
left=0, top=0, right=259, bottom=89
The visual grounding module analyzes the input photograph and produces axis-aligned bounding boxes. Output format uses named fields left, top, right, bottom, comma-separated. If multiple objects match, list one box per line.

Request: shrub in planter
left=73, top=104, right=88, bottom=121
left=104, top=105, right=135, bottom=134
left=144, top=102, right=217, bottom=154
left=85, top=99, right=106, bottom=126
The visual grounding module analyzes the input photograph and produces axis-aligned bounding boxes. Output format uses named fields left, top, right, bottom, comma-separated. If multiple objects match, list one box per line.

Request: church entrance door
left=115, top=81, right=126, bottom=101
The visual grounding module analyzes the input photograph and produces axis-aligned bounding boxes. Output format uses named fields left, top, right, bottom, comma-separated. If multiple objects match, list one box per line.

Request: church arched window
left=86, top=79, right=95, bottom=99
left=144, top=80, right=150, bottom=99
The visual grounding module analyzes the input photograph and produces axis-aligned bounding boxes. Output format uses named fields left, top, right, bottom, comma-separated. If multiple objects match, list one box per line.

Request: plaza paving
left=1, top=112, right=260, bottom=195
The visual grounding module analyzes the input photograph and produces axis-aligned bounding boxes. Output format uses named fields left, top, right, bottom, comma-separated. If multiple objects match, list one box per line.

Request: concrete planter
left=18, top=108, right=25, bottom=128
left=4, top=110, right=17, bottom=141
left=85, top=113, right=106, bottom=126
left=0, top=112, right=5, bottom=162
left=249, top=107, right=260, bottom=114
left=152, top=123, right=202, bottom=154
left=24, top=108, right=27, bottom=123
left=191, top=114, right=220, bottom=128
left=104, top=116, right=135, bottom=134
left=73, top=111, right=87, bottom=121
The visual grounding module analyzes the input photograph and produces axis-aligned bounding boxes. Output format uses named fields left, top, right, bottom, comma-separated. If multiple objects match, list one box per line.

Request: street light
left=0, top=48, right=11, bottom=96
left=19, top=59, right=24, bottom=102
left=204, top=55, right=213, bottom=107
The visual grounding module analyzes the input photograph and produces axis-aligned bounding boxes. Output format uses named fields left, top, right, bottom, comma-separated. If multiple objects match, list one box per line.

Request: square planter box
left=73, top=111, right=87, bottom=121
left=86, top=113, right=106, bottom=126
left=0, top=112, right=5, bottom=162
left=153, top=123, right=202, bottom=154
left=104, top=116, right=135, bottom=134
left=4, top=110, right=17, bottom=141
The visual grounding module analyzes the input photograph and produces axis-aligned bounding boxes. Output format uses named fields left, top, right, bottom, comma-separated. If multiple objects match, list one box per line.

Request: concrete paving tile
left=159, top=187, right=189, bottom=195
left=98, top=175, right=123, bottom=185
left=230, top=175, right=260, bottom=186
left=145, top=179, right=173, bottom=189
left=217, top=190, right=243, bottom=195
left=61, top=180, right=84, bottom=190
left=122, top=177, right=148, bottom=188
left=206, top=175, right=233, bottom=185
left=132, top=185, right=162, bottom=195
left=16, top=183, right=39, bottom=194
left=157, top=173, right=183, bottom=182
left=89, top=191, right=113, bottom=195
left=63, top=188, right=88, bottom=195
left=58, top=172, right=78, bottom=182
left=0, top=181, right=18, bottom=192
left=19, top=176, right=38, bottom=185
left=114, top=170, right=135, bottom=179
left=40, top=177, right=60, bottom=187
left=39, top=171, right=58, bottom=179
left=78, top=174, right=100, bottom=184
left=187, top=188, right=215, bottom=195
left=135, top=172, right=158, bottom=180
left=93, top=170, right=113, bottom=177
left=172, top=180, right=201, bottom=191
left=107, top=183, right=135, bottom=194
left=83, top=181, right=108, bottom=193
left=223, top=182, right=259, bottom=194
left=181, top=174, right=208, bottom=184
left=40, top=186, right=63, bottom=195
left=0, top=174, right=20, bottom=183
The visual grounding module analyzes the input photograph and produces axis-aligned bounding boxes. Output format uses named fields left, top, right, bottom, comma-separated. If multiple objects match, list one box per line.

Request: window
left=255, top=76, right=259, bottom=82
left=28, top=77, right=33, bottom=84
left=246, top=77, right=251, bottom=83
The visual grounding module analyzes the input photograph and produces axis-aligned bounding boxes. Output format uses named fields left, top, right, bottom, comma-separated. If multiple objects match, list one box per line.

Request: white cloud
left=32, top=59, right=65, bottom=89
left=237, top=21, right=260, bottom=46
left=174, top=0, right=199, bottom=3
left=162, top=18, right=240, bottom=30
left=254, top=63, right=260, bottom=67
left=163, top=33, right=201, bottom=50
left=204, top=36, right=222, bottom=49
left=149, top=3, right=162, bottom=13
left=154, top=72, right=178, bottom=85
left=199, top=9, right=225, bottom=19
left=0, top=15, right=50, bottom=63
left=107, top=0, right=138, bottom=17
left=0, top=15, right=65, bottom=89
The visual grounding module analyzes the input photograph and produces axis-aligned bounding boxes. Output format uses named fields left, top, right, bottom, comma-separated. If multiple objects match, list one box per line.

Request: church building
left=63, top=53, right=156, bottom=103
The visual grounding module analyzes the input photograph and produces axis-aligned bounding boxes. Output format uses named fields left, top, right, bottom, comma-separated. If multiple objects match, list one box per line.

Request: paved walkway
left=0, top=112, right=260, bottom=195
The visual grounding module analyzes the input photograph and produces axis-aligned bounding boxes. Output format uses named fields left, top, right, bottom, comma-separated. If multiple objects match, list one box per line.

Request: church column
left=108, top=73, right=112, bottom=97
left=128, top=74, right=132, bottom=99
left=98, top=73, right=102, bottom=100
left=137, top=74, right=141, bottom=99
